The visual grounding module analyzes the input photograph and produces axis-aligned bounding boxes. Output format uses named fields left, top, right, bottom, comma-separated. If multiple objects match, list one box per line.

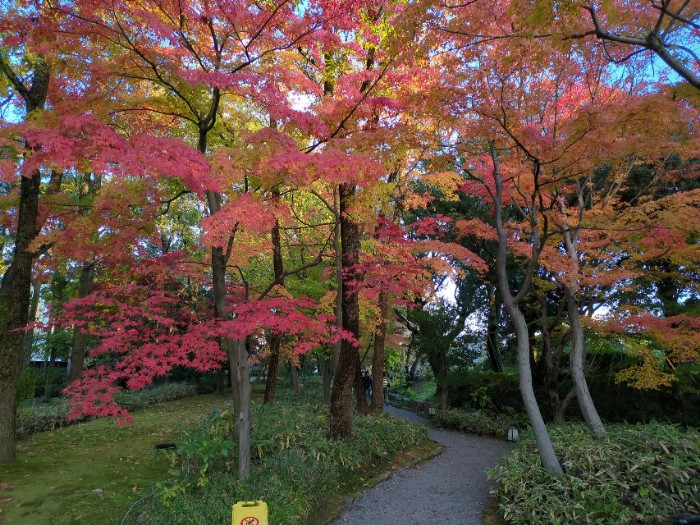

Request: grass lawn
left=0, top=394, right=229, bottom=525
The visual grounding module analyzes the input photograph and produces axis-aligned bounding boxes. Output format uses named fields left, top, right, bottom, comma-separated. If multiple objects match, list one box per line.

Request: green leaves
left=144, top=396, right=429, bottom=524
left=491, top=423, right=700, bottom=524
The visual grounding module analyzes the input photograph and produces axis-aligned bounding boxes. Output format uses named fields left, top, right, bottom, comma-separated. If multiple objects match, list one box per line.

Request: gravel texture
left=332, top=405, right=510, bottom=525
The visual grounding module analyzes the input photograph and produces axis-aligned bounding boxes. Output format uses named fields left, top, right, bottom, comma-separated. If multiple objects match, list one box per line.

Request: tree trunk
left=232, top=339, right=251, bottom=480
left=489, top=141, right=562, bottom=474
left=550, top=386, right=576, bottom=422
left=331, top=192, right=342, bottom=376
left=330, top=183, right=361, bottom=439
left=264, top=213, right=285, bottom=403
left=0, top=171, right=42, bottom=462
left=567, top=294, right=606, bottom=437
left=290, top=363, right=300, bottom=394
left=215, top=368, right=225, bottom=394
left=509, top=304, right=563, bottom=472
left=320, top=356, right=332, bottom=403
left=42, top=346, right=57, bottom=402
left=355, top=352, right=370, bottom=414
left=23, top=280, right=42, bottom=364
left=485, top=284, right=503, bottom=373
left=370, top=290, right=389, bottom=413
left=0, top=56, right=50, bottom=462
left=68, top=261, right=96, bottom=383
left=437, top=372, right=449, bottom=408
left=264, top=338, right=280, bottom=403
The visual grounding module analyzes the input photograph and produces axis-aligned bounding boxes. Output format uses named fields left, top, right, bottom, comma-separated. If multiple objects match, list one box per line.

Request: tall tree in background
left=0, top=51, right=50, bottom=460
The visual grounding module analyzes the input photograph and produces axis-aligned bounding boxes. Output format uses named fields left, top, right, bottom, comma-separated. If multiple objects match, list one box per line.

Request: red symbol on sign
left=241, top=518, right=259, bottom=525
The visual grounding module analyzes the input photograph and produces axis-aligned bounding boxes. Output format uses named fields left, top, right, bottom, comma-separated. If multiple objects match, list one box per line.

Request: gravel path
left=332, top=405, right=510, bottom=525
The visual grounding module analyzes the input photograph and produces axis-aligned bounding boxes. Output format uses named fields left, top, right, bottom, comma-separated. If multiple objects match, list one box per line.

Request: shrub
left=114, top=382, right=198, bottom=411
left=490, top=423, right=700, bottom=524
left=16, top=382, right=197, bottom=438
left=447, top=370, right=522, bottom=412
left=393, top=380, right=437, bottom=402
left=431, top=408, right=527, bottom=439
left=144, top=397, right=429, bottom=525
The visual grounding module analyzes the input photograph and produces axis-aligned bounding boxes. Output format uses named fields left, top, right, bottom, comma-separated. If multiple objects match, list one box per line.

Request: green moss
left=0, top=394, right=228, bottom=525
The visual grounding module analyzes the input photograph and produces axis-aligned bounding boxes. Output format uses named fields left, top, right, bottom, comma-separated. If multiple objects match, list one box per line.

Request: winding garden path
left=333, top=406, right=510, bottom=525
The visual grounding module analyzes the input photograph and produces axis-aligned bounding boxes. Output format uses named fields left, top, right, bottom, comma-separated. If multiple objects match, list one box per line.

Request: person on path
left=363, top=370, right=372, bottom=401
left=382, top=371, right=390, bottom=405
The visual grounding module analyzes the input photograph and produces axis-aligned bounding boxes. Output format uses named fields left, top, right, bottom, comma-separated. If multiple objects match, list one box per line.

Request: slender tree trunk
left=215, top=368, right=225, bottom=394
left=551, top=386, right=576, bottom=422
left=330, top=184, right=361, bottom=439
left=68, top=261, right=96, bottom=383
left=264, top=338, right=280, bottom=403
left=489, top=142, right=562, bottom=474
left=23, top=280, right=42, bottom=364
left=321, top=357, right=332, bottom=403
left=290, top=363, right=300, bottom=394
left=331, top=190, right=342, bottom=376
left=233, top=339, right=251, bottom=480
left=509, top=304, right=562, bottom=472
left=370, top=290, right=389, bottom=413
left=486, top=284, right=503, bottom=373
left=567, top=294, right=606, bottom=436
left=42, top=346, right=57, bottom=402
left=199, top=83, right=253, bottom=478
left=560, top=182, right=605, bottom=437
left=264, top=212, right=284, bottom=403
left=437, top=371, right=449, bottom=408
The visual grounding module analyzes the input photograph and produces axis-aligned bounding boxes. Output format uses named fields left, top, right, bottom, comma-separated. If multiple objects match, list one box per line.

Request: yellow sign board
left=232, top=500, right=268, bottom=525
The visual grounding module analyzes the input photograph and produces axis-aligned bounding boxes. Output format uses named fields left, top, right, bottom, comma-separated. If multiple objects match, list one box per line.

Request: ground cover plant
left=489, top=423, right=700, bottom=524
left=0, top=394, right=226, bottom=525
left=139, top=396, right=430, bottom=525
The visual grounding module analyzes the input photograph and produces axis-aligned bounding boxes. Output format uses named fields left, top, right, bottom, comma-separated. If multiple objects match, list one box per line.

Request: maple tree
left=1, top=0, right=697, bottom=493
left=11, top=0, right=444, bottom=475
left=415, top=0, right=699, bottom=470
left=0, top=1, right=56, bottom=460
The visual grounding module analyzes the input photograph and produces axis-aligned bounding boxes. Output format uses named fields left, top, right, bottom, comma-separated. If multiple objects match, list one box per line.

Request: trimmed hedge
left=447, top=369, right=700, bottom=426
left=431, top=407, right=528, bottom=439
left=490, top=423, right=700, bottom=524
left=16, top=382, right=198, bottom=438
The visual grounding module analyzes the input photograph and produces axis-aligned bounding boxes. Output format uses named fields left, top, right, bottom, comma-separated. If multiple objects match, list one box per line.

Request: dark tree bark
left=201, top=99, right=252, bottom=479
left=320, top=356, right=332, bottom=403
left=22, top=280, right=42, bottom=364
left=485, top=284, right=503, bottom=373
left=0, top=56, right=50, bottom=462
left=330, top=183, right=361, bottom=439
left=330, top=191, right=342, bottom=377
left=370, top=290, right=389, bottom=413
left=264, top=210, right=284, bottom=403
left=68, top=261, right=96, bottom=383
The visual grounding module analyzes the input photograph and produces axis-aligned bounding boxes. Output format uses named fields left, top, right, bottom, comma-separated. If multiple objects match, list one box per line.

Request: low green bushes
left=490, top=423, right=700, bottom=524
left=142, top=398, right=429, bottom=525
left=446, top=368, right=699, bottom=426
left=446, top=370, right=522, bottom=412
left=392, top=379, right=437, bottom=402
left=16, top=381, right=198, bottom=437
left=431, top=407, right=527, bottom=439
